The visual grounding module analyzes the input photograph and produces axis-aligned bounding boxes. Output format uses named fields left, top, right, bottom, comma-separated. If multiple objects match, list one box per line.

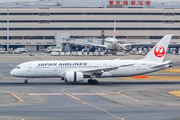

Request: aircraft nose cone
left=10, top=70, right=15, bottom=76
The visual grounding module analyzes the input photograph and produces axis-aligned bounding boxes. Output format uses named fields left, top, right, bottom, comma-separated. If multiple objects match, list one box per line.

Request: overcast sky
left=2, top=0, right=180, bottom=3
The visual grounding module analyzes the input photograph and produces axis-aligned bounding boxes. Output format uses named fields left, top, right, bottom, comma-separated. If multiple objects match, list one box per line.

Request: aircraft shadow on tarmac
left=0, top=81, right=180, bottom=86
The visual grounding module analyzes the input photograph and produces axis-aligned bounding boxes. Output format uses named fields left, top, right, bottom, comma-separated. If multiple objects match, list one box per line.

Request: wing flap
left=79, top=63, right=135, bottom=73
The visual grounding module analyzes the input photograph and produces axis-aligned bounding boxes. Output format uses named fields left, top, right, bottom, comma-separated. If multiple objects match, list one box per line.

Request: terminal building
left=0, top=0, right=180, bottom=50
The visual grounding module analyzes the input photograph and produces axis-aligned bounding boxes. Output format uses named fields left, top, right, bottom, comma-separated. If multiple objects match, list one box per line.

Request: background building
left=0, top=0, right=180, bottom=50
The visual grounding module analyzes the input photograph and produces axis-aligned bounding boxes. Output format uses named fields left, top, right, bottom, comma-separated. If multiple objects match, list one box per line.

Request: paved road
left=0, top=79, right=180, bottom=120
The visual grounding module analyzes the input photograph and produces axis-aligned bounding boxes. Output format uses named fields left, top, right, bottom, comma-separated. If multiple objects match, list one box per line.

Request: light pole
left=7, top=7, right=9, bottom=51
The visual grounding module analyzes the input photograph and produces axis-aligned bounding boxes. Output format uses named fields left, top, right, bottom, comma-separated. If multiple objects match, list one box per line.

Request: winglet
left=143, top=34, right=172, bottom=63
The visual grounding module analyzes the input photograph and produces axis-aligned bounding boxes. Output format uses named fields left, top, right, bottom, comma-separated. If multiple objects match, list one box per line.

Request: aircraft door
left=136, top=64, right=140, bottom=70
left=26, top=64, right=32, bottom=72
left=136, top=63, right=148, bottom=71
left=52, top=66, right=58, bottom=76
left=140, top=63, right=148, bottom=71
left=53, top=66, right=58, bottom=72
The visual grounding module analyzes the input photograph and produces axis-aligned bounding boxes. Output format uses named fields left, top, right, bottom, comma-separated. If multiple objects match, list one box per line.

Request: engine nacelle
left=64, top=72, right=83, bottom=82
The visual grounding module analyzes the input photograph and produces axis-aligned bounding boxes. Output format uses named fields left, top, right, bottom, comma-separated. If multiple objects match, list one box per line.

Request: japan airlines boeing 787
left=10, top=34, right=173, bottom=84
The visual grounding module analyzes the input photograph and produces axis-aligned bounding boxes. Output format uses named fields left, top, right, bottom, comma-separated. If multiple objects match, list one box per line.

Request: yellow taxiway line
left=0, top=116, right=25, bottom=120
left=61, top=88, right=124, bottom=120
left=160, top=68, right=180, bottom=73
left=10, top=92, right=23, bottom=102
left=168, top=90, right=180, bottom=97
left=117, top=89, right=140, bottom=101
left=0, top=91, right=23, bottom=104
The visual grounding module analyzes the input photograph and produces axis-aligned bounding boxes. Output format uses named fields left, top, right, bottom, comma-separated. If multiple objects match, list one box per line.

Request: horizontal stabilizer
left=150, top=60, right=171, bottom=68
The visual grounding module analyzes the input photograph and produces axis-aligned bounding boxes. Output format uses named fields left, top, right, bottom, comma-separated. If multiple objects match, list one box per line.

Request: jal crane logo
left=154, top=45, right=165, bottom=57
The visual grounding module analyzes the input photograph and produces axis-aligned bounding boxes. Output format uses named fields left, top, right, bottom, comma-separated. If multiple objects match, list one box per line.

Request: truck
left=45, top=46, right=62, bottom=53
left=14, top=48, right=27, bottom=52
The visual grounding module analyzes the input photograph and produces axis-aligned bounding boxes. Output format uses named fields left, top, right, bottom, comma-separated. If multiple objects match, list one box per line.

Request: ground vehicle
left=14, top=48, right=27, bottom=52
left=45, top=46, right=62, bottom=53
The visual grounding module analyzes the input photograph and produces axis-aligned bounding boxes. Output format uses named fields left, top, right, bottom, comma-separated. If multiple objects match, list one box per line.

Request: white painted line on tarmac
left=28, top=93, right=64, bottom=95
left=2, top=78, right=61, bottom=80
left=71, top=93, right=107, bottom=95
left=28, top=93, right=107, bottom=95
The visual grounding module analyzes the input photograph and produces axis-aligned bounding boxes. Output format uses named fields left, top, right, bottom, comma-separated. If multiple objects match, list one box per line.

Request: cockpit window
left=16, top=66, right=20, bottom=69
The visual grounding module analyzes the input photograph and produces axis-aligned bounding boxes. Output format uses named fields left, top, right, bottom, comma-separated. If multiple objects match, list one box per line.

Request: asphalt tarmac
left=0, top=53, right=179, bottom=120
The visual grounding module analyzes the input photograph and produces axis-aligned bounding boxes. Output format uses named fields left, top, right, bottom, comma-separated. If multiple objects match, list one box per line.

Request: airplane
left=63, top=21, right=150, bottom=52
left=10, top=34, right=173, bottom=84
left=86, top=20, right=119, bottom=50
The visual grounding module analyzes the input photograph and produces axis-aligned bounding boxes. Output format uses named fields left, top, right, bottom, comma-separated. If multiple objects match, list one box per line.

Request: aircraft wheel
left=88, top=79, right=98, bottom=84
left=88, top=79, right=95, bottom=84
left=24, top=80, right=28, bottom=84
left=94, top=80, right=98, bottom=84
left=88, top=79, right=93, bottom=84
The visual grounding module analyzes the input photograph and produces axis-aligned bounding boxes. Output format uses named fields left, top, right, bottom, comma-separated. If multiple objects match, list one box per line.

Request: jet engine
left=64, top=72, right=83, bottom=82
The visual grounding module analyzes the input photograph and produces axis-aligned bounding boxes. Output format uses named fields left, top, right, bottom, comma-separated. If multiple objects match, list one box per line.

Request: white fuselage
left=104, top=38, right=119, bottom=50
left=10, top=60, right=169, bottom=78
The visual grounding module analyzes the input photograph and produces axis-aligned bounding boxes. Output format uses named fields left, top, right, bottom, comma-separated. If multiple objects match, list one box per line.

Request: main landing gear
left=88, top=79, right=98, bottom=84
left=24, top=78, right=28, bottom=84
left=88, top=74, right=99, bottom=84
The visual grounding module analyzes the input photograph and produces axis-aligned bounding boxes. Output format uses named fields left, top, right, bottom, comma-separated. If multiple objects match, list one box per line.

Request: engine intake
left=64, top=72, right=83, bottom=83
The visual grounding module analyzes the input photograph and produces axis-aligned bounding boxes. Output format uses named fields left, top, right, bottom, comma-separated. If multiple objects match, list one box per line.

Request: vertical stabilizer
left=113, top=20, right=116, bottom=39
left=143, top=34, right=172, bottom=63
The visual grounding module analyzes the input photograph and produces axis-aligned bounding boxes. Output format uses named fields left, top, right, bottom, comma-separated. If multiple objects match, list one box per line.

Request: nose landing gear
left=23, top=78, right=28, bottom=84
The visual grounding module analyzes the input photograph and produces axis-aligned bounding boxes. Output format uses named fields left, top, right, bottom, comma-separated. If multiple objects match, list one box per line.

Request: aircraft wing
left=119, top=42, right=151, bottom=47
left=76, top=63, right=135, bottom=75
left=62, top=41, right=106, bottom=48
left=85, top=43, right=106, bottom=48
left=61, top=41, right=87, bottom=45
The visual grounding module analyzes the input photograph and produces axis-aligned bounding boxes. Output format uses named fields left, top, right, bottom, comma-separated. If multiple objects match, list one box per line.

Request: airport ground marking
left=168, top=90, right=180, bottom=97
left=118, top=89, right=155, bottom=103
left=0, top=91, right=23, bottom=104
left=28, top=93, right=64, bottom=95
left=160, top=68, right=180, bottom=73
left=9, top=64, right=15, bottom=67
left=27, top=93, right=107, bottom=95
left=61, top=88, right=124, bottom=120
left=122, top=112, right=166, bottom=120
left=118, top=89, right=140, bottom=101
left=118, top=76, right=180, bottom=81
left=1, top=77, right=62, bottom=80
left=0, top=116, right=25, bottom=120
